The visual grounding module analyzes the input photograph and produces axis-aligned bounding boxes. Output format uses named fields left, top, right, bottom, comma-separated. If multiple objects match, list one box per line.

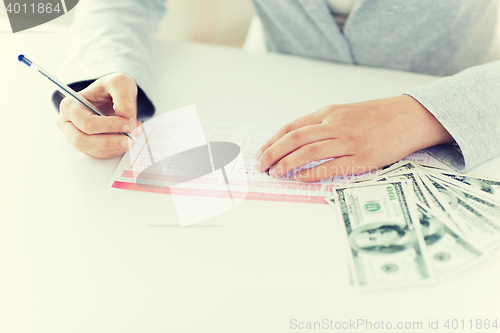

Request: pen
left=17, top=54, right=139, bottom=143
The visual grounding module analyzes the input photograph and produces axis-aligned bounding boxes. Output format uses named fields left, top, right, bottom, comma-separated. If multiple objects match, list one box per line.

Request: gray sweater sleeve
left=404, top=60, right=500, bottom=172
left=59, top=0, right=166, bottom=106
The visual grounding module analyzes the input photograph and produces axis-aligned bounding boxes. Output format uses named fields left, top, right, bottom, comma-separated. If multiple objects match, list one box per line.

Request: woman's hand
left=255, top=95, right=454, bottom=182
left=57, top=73, right=140, bottom=159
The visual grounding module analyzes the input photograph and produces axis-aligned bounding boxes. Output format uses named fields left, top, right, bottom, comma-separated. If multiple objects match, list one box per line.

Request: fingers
left=57, top=73, right=140, bottom=157
left=77, top=72, right=138, bottom=123
left=256, top=111, right=324, bottom=159
left=59, top=120, right=135, bottom=155
left=294, top=156, right=379, bottom=182
left=267, top=139, right=351, bottom=178
left=59, top=97, right=135, bottom=135
left=256, top=124, right=336, bottom=172
left=104, top=74, right=138, bottom=124
left=85, top=149, right=129, bottom=159
left=132, top=120, right=144, bottom=138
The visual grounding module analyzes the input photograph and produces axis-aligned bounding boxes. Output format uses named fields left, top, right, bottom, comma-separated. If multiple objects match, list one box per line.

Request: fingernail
left=129, top=117, right=137, bottom=128
left=134, top=125, right=143, bottom=136
left=122, top=124, right=131, bottom=132
left=121, top=139, right=133, bottom=148
left=255, top=150, right=263, bottom=159
left=295, top=173, right=303, bottom=181
left=255, top=162, right=261, bottom=171
left=269, top=167, right=278, bottom=177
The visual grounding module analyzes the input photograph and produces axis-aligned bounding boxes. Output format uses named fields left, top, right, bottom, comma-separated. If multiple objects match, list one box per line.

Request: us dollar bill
left=372, top=171, right=432, bottom=207
left=327, top=172, right=422, bottom=211
left=350, top=161, right=416, bottom=185
left=415, top=202, right=485, bottom=279
left=333, top=181, right=431, bottom=288
left=427, top=174, right=500, bottom=221
left=351, top=161, right=434, bottom=187
left=420, top=174, right=500, bottom=253
left=356, top=166, right=457, bottom=219
left=424, top=168, right=500, bottom=201
left=417, top=164, right=451, bottom=172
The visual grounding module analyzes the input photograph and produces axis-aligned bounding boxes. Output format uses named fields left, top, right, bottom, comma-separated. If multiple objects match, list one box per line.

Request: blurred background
left=0, top=0, right=255, bottom=47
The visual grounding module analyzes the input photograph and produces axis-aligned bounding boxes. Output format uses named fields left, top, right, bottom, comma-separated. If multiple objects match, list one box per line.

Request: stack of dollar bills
left=325, top=161, right=500, bottom=289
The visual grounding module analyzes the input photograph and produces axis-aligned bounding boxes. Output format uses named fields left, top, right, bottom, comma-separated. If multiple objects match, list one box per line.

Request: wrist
left=399, top=95, right=454, bottom=151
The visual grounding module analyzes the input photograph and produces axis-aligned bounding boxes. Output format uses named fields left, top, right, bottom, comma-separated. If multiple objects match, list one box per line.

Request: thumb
left=106, top=74, right=139, bottom=127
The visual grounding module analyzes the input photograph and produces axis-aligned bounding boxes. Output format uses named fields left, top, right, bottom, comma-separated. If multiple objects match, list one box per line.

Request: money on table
left=325, top=162, right=500, bottom=289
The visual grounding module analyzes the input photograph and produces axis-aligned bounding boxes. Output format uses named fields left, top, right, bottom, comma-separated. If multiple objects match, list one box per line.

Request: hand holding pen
left=19, top=55, right=141, bottom=159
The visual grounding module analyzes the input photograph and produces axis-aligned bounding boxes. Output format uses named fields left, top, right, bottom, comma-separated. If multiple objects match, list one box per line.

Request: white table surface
left=1, top=18, right=499, bottom=333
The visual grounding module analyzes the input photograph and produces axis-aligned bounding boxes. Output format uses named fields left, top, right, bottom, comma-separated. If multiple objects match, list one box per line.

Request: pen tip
left=127, top=134, right=139, bottom=143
